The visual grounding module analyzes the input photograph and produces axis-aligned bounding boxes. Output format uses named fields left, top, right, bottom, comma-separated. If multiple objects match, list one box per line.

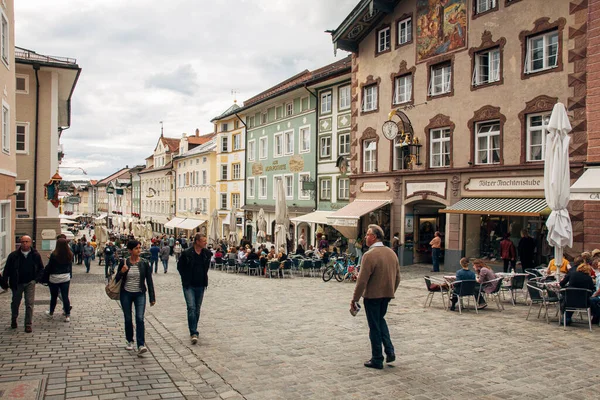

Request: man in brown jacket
left=351, top=224, right=401, bottom=369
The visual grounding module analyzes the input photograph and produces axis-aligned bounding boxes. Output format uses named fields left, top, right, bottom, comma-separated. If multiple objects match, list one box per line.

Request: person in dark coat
left=45, top=238, right=73, bottom=321
left=518, top=229, right=536, bottom=273
left=560, top=263, right=595, bottom=325
left=500, top=233, right=516, bottom=273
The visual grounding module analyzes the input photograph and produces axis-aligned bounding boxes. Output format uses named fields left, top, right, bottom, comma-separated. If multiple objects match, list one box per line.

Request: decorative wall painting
left=416, top=0, right=468, bottom=63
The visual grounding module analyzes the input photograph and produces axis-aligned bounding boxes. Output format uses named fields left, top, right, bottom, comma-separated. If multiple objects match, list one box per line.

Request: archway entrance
left=405, top=200, right=446, bottom=265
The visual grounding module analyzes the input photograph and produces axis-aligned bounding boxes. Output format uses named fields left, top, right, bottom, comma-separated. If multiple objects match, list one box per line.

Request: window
left=526, top=112, right=551, bottom=161
left=377, top=26, right=390, bottom=53
left=221, top=136, right=228, bottom=152
left=284, top=130, right=294, bottom=155
left=232, top=193, right=240, bottom=209
left=16, top=182, right=27, bottom=211
left=301, top=97, right=309, bottom=111
left=202, top=198, right=208, bottom=212
left=196, top=159, right=199, bottom=165
left=299, top=173, right=310, bottom=200
left=473, top=48, right=500, bottom=86
left=221, top=123, right=228, bottom=132
left=338, top=178, right=349, bottom=200
left=320, top=136, right=331, bottom=159
left=1, top=12, right=8, bottom=66
left=362, top=85, right=378, bottom=112
left=429, top=63, right=452, bottom=96
left=16, top=123, right=28, bottom=154
left=397, top=17, right=412, bottom=45
left=261, top=112, right=267, bottom=124
left=300, top=127, right=310, bottom=153
left=393, top=75, right=412, bottom=105
left=276, top=106, right=283, bottom=119
left=233, top=134, right=241, bottom=150
left=248, top=116, right=255, bottom=128
left=247, top=177, right=255, bottom=198
left=232, top=163, right=241, bottom=180
left=321, top=91, right=332, bottom=114
left=183, top=198, right=187, bottom=212
left=203, top=157, right=207, bottom=163
left=272, top=176, right=281, bottom=200
left=393, top=137, right=412, bottom=170
left=274, top=133, right=283, bottom=157
left=475, top=0, right=496, bottom=14
left=202, top=170, right=207, bottom=184
left=1, top=102, right=9, bottom=153
left=220, top=164, right=228, bottom=180
left=286, top=103, right=293, bottom=116
left=248, top=140, right=256, bottom=161
left=284, top=175, right=293, bottom=199
left=16, top=75, right=29, bottom=94
left=220, top=193, right=227, bottom=209
left=363, top=140, right=377, bottom=172
left=234, top=120, right=239, bottom=130
left=475, top=121, right=501, bottom=165
left=339, top=85, right=351, bottom=110
left=320, top=178, right=331, bottom=200
left=194, top=171, right=199, bottom=185
left=338, top=132, right=350, bottom=156
left=430, top=128, right=451, bottom=168
left=525, top=30, right=558, bottom=74
left=259, top=176, right=267, bottom=199
left=259, top=137, right=268, bottom=159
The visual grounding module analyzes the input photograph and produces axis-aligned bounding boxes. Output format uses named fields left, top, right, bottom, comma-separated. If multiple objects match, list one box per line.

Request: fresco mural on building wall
left=416, top=0, right=467, bottom=63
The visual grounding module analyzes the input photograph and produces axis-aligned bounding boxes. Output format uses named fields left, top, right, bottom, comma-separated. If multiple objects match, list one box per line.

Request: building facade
left=330, top=0, right=584, bottom=267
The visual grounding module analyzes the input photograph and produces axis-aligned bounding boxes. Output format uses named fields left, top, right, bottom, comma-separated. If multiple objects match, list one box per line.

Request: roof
left=161, top=137, right=180, bottom=153
left=175, top=138, right=217, bottom=159
left=187, top=133, right=215, bottom=145
left=211, top=103, right=242, bottom=122
left=138, top=162, right=174, bottom=175
left=15, top=46, right=79, bottom=69
left=243, top=69, right=311, bottom=107
left=96, top=168, right=131, bottom=185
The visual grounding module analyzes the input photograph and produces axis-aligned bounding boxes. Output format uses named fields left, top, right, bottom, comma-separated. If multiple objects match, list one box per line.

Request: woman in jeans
left=45, top=238, right=73, bottom=322
left=115, top=240, right=155, bottom=356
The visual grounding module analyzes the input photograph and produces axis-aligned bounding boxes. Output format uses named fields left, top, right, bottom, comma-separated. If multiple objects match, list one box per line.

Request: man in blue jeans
left=177, top=233, right=211, bottom=345
left=350, top=224, right=401, bottom=370
left=149, top=242, right=160, bottom=273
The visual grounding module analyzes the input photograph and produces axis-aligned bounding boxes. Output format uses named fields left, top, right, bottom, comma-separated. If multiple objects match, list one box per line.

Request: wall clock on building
left=382, top=120, right=399, bottom=141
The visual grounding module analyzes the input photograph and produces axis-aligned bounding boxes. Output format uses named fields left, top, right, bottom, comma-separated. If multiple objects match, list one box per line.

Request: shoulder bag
left=105, top=259, right=125, bottom=300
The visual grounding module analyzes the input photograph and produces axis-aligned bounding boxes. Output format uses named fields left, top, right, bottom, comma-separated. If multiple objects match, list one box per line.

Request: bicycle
left=322, top=254, right=358, bottom=282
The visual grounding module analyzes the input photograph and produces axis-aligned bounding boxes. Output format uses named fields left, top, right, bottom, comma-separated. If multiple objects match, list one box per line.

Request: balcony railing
left=15, top=47, right=77, bottom=65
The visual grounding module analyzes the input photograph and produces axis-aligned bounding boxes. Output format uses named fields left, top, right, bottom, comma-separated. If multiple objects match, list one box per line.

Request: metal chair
left=267, top=261, right=281, bottom=278
left=559, top=287, right=594, bottom=331
left=450, top=280, right=479, bottom=314
left=246, top=260, right=260, bottom=276
left=526, top=283, right=560, bottom=324
left=281, top=260, right=293, bottom=278
left=424, top=276, right=450, bottom=310
left=501, top=274, right=528, bottom=305
left=226, top=258, right=237, bottom=273
left=300, top=260, right=313, bottom=277
left=477, top=277, right=504, bottom=311
left=214, top=257, right=225, bottom=271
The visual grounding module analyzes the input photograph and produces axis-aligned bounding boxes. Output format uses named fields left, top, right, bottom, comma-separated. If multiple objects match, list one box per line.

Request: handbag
left=105, top=259, right=125, bottom=300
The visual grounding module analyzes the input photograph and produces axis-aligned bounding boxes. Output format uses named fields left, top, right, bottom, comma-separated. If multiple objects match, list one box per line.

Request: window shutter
left=428, top=73, right=434, bottom=96
left=472, top=56, right=479, bottom=86
left=444, top=70, right=452, bottom=93
left=372, top=87, right=378, bottom=109
left=524, top=41, right=531, bottom=74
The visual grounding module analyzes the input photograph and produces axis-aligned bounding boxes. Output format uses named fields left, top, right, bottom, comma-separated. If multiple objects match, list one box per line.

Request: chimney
left=195, top=128, right=200, bottom=137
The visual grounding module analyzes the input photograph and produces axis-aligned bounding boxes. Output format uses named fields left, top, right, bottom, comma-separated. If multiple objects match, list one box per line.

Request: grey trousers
left=11, top=281, right=36, bottom=326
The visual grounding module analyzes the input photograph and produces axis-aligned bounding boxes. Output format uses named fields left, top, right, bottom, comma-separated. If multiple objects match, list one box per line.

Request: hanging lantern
left=44, top=171, right=62, bottom=208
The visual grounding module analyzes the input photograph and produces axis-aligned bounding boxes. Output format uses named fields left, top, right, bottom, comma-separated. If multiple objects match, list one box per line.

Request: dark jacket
left=177, top=246, right=211, bottom=288
left=560, top=270, right=595, bottom=292
left=518, top=236, right=536, bottom=261
left=1, top=249, right=45, bottom=290
left=115, top=259, right=155, bottom=303
left=45, top=254, right=73, bottom=276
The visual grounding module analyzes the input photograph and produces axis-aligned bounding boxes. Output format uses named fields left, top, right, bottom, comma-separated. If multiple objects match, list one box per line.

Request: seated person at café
left=473, top=259, right=498, bottom=309
left=547, top=256, right=570, bottom=275
left=295, top=243, right=305, bottom=256
left=450, top=258, right=476, bottom=311
left=214, top=248, right=223, bottom=259
left=267, top=246, right=276, bottom=260
left=246, top=247, right=259, bottom=262
left=560, top=263, right=596, bottom=325
left=237, top=246, right=247, bottom=264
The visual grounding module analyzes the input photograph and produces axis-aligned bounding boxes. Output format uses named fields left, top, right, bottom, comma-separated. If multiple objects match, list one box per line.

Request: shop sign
left=465, top=177, right=543, bottom=191
left=406, top=181, right=446, bottom=198
left=571, top=192, right=600, bottom=201
left=266, top=160, right=287, bottom=172
left=328, top=218, right=358, bottom=227
left=361, top=182, right=389, bottom=192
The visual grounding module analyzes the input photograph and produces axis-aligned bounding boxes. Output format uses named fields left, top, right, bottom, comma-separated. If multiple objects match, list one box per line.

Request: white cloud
left=15, top=0, right=356, bottom=180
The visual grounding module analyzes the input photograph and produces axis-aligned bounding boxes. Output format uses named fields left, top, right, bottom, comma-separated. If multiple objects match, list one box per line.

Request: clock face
left=382, top=120, right=399, bottom=141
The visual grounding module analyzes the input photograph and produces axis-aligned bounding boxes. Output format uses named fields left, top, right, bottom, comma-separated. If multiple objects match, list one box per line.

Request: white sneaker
left=125, top=341, right=134, bottom=350
left=137, top=345, right=148, bottom=356
left=64, top=316, right=70, bottom=322
left=45, top=311, right=53, bottom=319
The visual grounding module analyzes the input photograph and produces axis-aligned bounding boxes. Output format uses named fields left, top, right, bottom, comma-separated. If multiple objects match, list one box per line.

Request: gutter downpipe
left=32, top=64, right=41, bottom=248
left=303, top=85, right=318, bottom=213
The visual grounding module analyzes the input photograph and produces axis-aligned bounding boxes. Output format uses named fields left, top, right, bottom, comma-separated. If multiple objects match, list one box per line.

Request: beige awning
left=290, top=211, right=334, bottom=225
left=164, top=217, right=185, bottom=228
left=440, top=198, right=549, bottom=217
left=178, top=218, right=206, bottom=230
left=327, top=199, right=392, bottom=239
left=570, top=167, right=600, bottom=201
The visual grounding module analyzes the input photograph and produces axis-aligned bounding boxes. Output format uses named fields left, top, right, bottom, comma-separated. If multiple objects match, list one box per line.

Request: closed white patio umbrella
left=274, top=178, right=290, bottom=254
left=228, top=208, right=239, bottom=247
left=544, top=102, right=573, bottom=279
left=257, top=208, right=267, bottom=244
left=209, top=209, right=220, bottom=247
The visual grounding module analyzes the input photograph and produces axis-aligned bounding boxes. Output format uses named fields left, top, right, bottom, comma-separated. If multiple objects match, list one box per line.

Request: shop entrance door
left=414, top=215, right=446, bottom=264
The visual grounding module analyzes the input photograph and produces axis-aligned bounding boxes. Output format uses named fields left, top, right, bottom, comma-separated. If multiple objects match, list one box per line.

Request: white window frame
left=362, top=85, right=378, bottom=112
left=15, top=122, right=29, bottom=154
left=284, top=129, right=294, bottom=155
left=286, top=102, right=293, bottom=116
left=299, top=126, right=311, bottom=153
left=220, top=193, right=227, bottom=209
left=202, top=198, right=208, bottom=213
left=298, top=173, right=310, bottom=200
left=338, top=132, right=350, bottom=156
left=247, top=139, right=256, bottom=161
left=221, top=123, right=228, bottom=132
left=475, top=120, right=501, bottom=165
left=320, top=136, right=331, bottom=159
left=429, top=64, right=452, bottom=96
left=259, top=176, right=267, bottom=199
left=232, top=163, right=241, bottom=180
left=393, top=74, right=412, bottom=105
left=320, top=91, right=332, bottom=114
left=338, top=178, right=350, bottom=200
left=274, top=132, right=283, bottom=157
left=525, top=30, right=559, bottom=74
left=272, top=175, right=282, bottom=200
left=247, top=116, right=255, bottom=128
left=261, top=112, right=267, bottom=124
left=397, top=17, right=412, bottom=45
left=221, top=136, right=228, bottom=152
left=526, top=112, right=551, bottom=162
left=16, top=74, right=29, bottom=94
left=276, top=105, right=283, bottom=119
left=202, top=170, right=207, bottom=184
left=231, top=193, right=240, bottom=210
left=220, top=164, right=228, bottom=180
left=320, top=178, right=332, bottom=201
left=1, top=100, right=9, bottom=154
left=476, top=0, right=496, bottom=14
left=363, top=140, right=377, bottom=172
left=284, top=174, right=294, bottom=200
left=233, top=133, right=241, bottom=151
left=247, top=177, right=255, bottom=198
left=339, top=85, right=351, bottom=110
left=377, top=26, right=390, bottom=53
left=429, top=127, right=451, bottom=168
left=15, top=181, right=27, bottom=211
left=1, top=10, right=8, bottom=68
left=473, top=48, right=500, bottom=86
left=259, top=136, right=268, bottom=160
left=0, top=201, right=11, bottom=264
left=301, top=96, right=309, bottom=112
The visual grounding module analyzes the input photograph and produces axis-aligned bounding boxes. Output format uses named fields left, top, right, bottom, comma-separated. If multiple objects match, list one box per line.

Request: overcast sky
left=15, top=0, right=355, bottom=180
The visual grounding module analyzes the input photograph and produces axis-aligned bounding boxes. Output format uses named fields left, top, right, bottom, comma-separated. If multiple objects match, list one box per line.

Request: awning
left=570, top=167, right=600, bottom=201
left=178, top=218, right=206, bottom=230
left=327, top=199, right=392, bottom=226
left=95, top=213, right=107, bottom=219
left=440, top=198, right=549, bottom=217
left=60, top=218, right=77, bottom=225
left=164, top=217, right=186, bottom=229
left=290, top=211, right=334, bottom=225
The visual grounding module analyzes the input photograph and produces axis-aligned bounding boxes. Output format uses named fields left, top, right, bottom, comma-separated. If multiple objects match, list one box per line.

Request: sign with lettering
left=406, top=181, right=446, bottom=198
left=571, top=192, right=600, bottom=201
left=327, top=218, right=358, bottom=227
left=265, top=160, right=287, bottom=172
left=361, top=182, right=390, bottom=193
left=465, top=177, right=543, bottom=191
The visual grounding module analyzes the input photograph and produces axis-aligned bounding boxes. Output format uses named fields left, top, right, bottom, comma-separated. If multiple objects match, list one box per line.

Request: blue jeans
left=363, top=298, right=394, bottom=365
left=590, top=296, right=600, bottom=318
left=432, top=248, right=440, bottom=272
left=84, top=256, right=91, bottom=272
left=150, top=258, right=159, bottom=273
left=119, top=290, right=146, bottom=347
left=161, top=259, right=168, bottom=272
left=183, top=286, right=205, bottom=336
left=49, top=281, right=71, bottom=316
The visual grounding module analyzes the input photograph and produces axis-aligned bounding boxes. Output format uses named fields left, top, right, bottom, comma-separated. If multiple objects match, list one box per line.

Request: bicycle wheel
left=322, top=266, right=335, bottom=282
left=334, top=264, right=345, bottom=282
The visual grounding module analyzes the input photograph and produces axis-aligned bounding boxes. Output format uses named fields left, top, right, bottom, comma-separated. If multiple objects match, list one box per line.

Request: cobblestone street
left=1, top=258, right=599, bottom=399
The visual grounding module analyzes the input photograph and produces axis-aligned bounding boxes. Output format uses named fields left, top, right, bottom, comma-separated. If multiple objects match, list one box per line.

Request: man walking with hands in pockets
left=350, top=224, right=401, bottom=370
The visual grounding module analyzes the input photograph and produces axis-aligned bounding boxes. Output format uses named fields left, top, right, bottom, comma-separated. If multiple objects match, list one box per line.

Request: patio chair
left=291, top=258, right=302, bottom=275
left=559, top=287, right=594, bottom=331
left=526, top=283, right=559, bottom=324
left=246, top=260, right=260, bottom=276
left=237, top=260, right=248, bottom=274
left=477, top=277, right=504, bottom=311
left=525, top=268, right=542, bottom=278
left=312, top=260, right=323, bottom=276
left=226, top=258, right=237, bottom=273
left=267, top=261, right=281, bottom=278
left=214, top=257, right=225, bottom=271
left=501, top=274, right=527, bottom=305
left=450, top=280, right=479, bottom=314
left=300, top=260, right=313, bottom=277
left=281, top=260, right=293, bottom=278
left=423, top=276, right=450, bottom=310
